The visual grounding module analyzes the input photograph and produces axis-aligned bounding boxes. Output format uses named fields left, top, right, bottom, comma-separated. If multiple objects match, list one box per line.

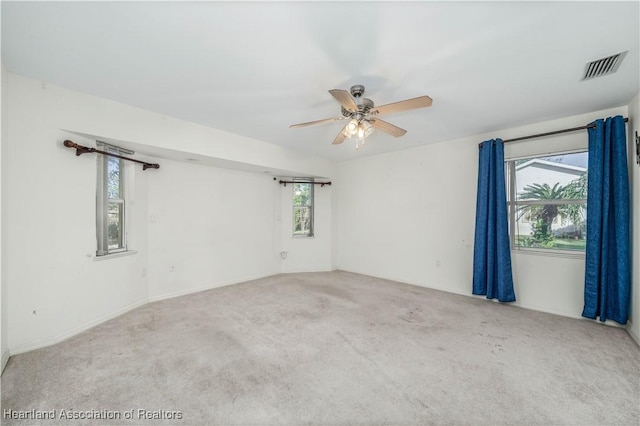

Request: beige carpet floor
left=1, top=271, right=639, bottom=425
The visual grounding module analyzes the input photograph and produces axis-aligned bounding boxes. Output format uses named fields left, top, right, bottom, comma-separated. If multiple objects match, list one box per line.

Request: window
left=293, top=181, right=313, bottom=237
left=505, top=151, right=587, bottom=252
left=96, top=142, right=127, bottom=255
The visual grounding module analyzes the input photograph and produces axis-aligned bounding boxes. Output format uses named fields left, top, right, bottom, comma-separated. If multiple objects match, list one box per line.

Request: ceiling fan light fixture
left=342, top=119, right=358, bottom=138
left=354, top=120, right=375, bottom=149
left=362, top=120, right=374, bottom=137
left=347, top=119, right=359, bottom=135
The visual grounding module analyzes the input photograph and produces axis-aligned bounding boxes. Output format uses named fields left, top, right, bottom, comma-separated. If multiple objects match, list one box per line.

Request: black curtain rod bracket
left=478, top=117, right=629, bottom=147
left=63, top=140, right=160, bottom=170
left=278, top=180, right=331, bottom=187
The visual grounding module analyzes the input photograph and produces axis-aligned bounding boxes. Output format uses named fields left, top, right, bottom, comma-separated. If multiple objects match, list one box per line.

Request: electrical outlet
left=436, top=260, right=441, bottom=267
left=169, top=265, right=175, bottom=272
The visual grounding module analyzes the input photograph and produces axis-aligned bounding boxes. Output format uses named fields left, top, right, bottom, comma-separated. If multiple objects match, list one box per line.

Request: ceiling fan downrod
left=350, top=85, right=374, bottom=115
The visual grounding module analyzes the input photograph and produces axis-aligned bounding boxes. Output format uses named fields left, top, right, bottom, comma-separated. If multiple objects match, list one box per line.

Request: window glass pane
left=293, top=207, right=311, bottom=235
left=514, top=202, right=586, bottom=251
left=293, top=183, right=311, bottom=207
left=508, top=150, right=588, bottom=252
left=107, top=156, right=121, bottom=199
left=107, top=202, right=124, bottom=249
left=97, top=145, right=128, bottom=256
left=292, top=181, right=313, bottom=237
left=515, top=152, right=587, bottom=201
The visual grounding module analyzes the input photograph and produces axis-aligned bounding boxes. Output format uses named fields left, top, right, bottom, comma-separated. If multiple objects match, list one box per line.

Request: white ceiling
left=2, top=1, right=639, bottom=162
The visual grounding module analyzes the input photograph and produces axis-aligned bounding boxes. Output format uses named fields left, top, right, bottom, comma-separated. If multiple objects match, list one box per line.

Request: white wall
left=4, top=73, right=335, bottom=355
left=336, top=139, right=476, bottom=292
left=4, top=122, right=150, bottom=354
left=1, top=59, right=8, bottom=371
left=627, top=92, right=640, bottom=344
left=20, top=82, right=335, bottom=180
left=336, top=106, right=628, bottom=320
left=146, top=160, right=281, bottom=301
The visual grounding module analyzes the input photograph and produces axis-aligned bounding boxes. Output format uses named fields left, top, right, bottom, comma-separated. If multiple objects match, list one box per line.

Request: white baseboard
left=281, top=268, right=334, bottom=274
left=10, top=299, right=148, bottom=356
left=10, top=269, right=635, bottom=358
left=335, top=268, right=474, bottom=298
left=1, top=349, right=10, bottom=375
left=148, top=272, right=279, bottom=303
left=334, top=268, right=626, bottom=327
left=626, top=322, right=640, bottom=347
left=10, top=273, right=281, bottom=356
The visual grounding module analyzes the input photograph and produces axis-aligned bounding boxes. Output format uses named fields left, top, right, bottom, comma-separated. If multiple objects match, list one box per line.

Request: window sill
left=292, top=235, right=314, bottom=239
left=511, top=247, right=584, bottom=259
left=93, top=250, right=138, bottom=261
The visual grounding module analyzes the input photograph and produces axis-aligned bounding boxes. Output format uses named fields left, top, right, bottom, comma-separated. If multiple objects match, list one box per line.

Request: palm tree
left=517, top=183, right=568, bottom=246
left=518, top=182, right=567, bottom=220
left=562, top=172, right=588, bottom=229
left=517, top=173, right=588, bottom=245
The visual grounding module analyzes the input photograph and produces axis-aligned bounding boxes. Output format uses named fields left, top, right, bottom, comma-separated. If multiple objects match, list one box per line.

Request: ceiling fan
left=290, top=84, right=433, bottom=149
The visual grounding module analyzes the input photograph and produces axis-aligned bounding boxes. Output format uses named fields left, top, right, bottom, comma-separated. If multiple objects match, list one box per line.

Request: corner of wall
left=627, top=91, right=640, bottom=345
left=1, top=348, right=9, bottom=374
left=627, top=324, right=640, bottom=347
left=0, top=55, right=9, bottom=372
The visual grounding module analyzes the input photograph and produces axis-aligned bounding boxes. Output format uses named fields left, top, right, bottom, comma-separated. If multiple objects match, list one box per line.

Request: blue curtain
left=472, top=139, right=516, bottom=302
left=582, top=115, right=630, bottom=324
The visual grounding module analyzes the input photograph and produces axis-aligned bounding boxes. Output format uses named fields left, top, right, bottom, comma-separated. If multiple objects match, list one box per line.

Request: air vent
left=582, top=51, right=627, bottom=80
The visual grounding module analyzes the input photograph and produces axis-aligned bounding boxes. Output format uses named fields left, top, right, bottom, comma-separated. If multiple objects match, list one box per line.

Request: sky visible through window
left=537, top=152, right=588, bottom=168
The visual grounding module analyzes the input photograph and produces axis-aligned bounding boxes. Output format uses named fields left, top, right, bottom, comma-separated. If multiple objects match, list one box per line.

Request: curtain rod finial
left=64, top=139, right=94, bottom=156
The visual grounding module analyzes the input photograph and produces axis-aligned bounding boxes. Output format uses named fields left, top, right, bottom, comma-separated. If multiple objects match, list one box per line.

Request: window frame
left=505, top=148, right=588, bottom=258
left=292, top=179, right=314, bottom=238
left=96, top=142, right=127, bottom=256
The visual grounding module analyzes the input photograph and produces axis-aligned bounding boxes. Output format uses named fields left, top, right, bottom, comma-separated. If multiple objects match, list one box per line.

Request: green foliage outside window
left=516, top=172, right=587, bottom=250
left=293, top=182, right=313, bottom=236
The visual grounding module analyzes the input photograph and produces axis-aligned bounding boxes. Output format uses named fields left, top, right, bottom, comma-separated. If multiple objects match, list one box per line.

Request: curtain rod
left=478, top=117, right=629, bottom=146
left=278, top=180, right=331, bottom=187
left=63, top=140, right=160, bottom=170
left=504, top=117, right=629, bottom=143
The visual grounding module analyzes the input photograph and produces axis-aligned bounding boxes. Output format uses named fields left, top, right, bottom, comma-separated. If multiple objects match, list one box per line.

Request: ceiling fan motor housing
left=341, top=97, right=374, bottom=118
left=359, top=98, right=374, bottom=114
left=350, top=84, right=365, bottom=98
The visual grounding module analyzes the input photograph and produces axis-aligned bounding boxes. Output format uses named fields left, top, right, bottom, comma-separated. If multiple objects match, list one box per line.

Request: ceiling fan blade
left=370, top=95, right=433, bottom=116
left=332, top=125, right=348, bottom=145
left=370, top=119, right=407, bottom=137
left=290, top=117, right=344, bottom=128
left=329, top=89, right=357, bottom=111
